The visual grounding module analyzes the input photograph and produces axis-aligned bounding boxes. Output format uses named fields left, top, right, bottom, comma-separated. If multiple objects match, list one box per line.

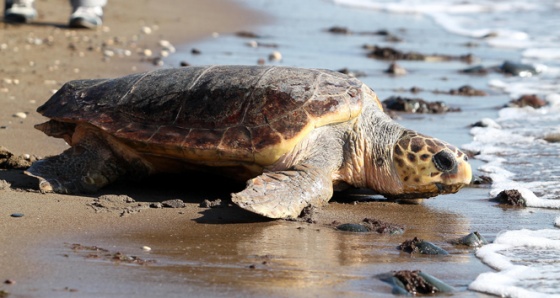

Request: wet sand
left=1, top=0, right=556, bottom=297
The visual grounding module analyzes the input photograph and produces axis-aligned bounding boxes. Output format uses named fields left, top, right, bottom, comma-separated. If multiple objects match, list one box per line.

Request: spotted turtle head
left=390, top=130, right=472, bottom=199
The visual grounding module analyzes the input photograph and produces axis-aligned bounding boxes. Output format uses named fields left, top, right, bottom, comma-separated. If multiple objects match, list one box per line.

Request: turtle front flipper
left=231, top=164, right=333, bottom=219
left=25, top=133, right=130, bottom=194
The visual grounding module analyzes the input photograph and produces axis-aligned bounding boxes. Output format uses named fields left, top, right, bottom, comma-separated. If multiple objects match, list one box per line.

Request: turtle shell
left=37, top=66, right=370, bottom=166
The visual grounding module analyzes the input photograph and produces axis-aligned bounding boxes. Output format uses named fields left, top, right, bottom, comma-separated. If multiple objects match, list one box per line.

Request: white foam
left=333, top=0, right=542, bottom=48
left=469, top=229, right=560, bottom=297
left=523, top=48, right=560, bottom=60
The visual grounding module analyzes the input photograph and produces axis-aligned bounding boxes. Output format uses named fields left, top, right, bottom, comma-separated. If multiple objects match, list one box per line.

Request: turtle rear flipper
left=25, top=134, right=128, bottom=194
left=232, top=164, right=333, bottom=219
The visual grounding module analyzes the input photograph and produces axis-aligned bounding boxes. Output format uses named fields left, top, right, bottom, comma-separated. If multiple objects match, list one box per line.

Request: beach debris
left=191, top=48, right=201, bottom=55
left=491, top=189, right=526, bottom=207
left=179, top=61, right=190, bottom=67
left=385, top=62, right=407, bottom=75
left=142, top=246, right=152, bottom=252
left=141, top=26, right=152, bottom=35
left=446, top=85, right=486, bottom=96
left=382, top=96, right=460, bottom=114
left=336, top=223, right=370, bottom=232
left=507, top=94, right=546, bottom=108
left=10, top=213, right=24, bottom=218
left=0, top=146, right=38, bottom=169
left=151, top=57, right=164, bottom=66
left=200, top=198, right=223, bottom=208
left=336, top=218, right=404, bottom=234
left=364, top=44, right=474, bottom=62
left=235, top=31, right=262, bottom=38
left=461, top=61, right=541, bottom=77
left=268, top=51, right=282, bottom=61
left=158, top=40, right=176, bottom=53
left=142, top=49, right=153, bottom=57
left=326, top=26, right=400, bottom=39
left=13, top=112, right=27, bottom=119
left=499, top=60, right=539, bottom=77
left=68, top=243, right=156, bottom=265
left=326, top=26, right=351, bottom=34
left=543, top=132, right=560, bottom=143
left=471, top=175, right=493, bottom=186
left=162, top=199, right=186, bottom=208
left=149, top=202, right=163, bottom=208
left=0, top=290, right=9, bottom=297
left=4, top=279, right=15, bottom=285
left=88, top=195, right=149, bottom=216
left=398, top=237, right=449, bottom=255
left=257, top=58, right=266, bottom=65
left=451, top=231, right=488, bottom=247
left=245, top=40, right=278, bottom=48
left=381, top=270, right=456, bottom=295
left=470, top=118, right=501, bottom=129
left=460, top=65, right=489, bottom=75
left=337, top=67, right=366, bottom=78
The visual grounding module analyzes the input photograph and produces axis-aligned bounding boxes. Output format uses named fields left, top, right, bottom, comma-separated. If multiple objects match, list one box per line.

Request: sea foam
left=469, top=229, right=560, bottom=297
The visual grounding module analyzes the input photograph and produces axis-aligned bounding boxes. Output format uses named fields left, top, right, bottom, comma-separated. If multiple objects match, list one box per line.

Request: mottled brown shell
left=37, top=66, right=371, bottom=165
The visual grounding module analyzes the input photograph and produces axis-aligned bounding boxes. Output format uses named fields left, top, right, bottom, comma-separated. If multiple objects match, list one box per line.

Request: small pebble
left=257, top=58, right=266, bottom=65
left=386, top=62, right=407, bottom=75
left=11, top=213, right=24, bottom=218
left=13, top=112, right=27, bottom=119
left=149, top=202, right=163, bottom=208
left=268, top=51, right=282, bottom=61
left=141, top=26, right=152, bottom=34
left=142, top=246, right=152, bottom=252
left=152, top=57, right=164, bottom=66
left=163, top=198, right=187, bottom=208
left=4, top=279, right=15, bottom=285
left=142, top=49, right=153, bottom=57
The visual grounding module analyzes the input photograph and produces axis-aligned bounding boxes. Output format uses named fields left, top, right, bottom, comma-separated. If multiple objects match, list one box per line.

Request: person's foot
left=68, top=6, right=103, bottom=29
left=4, top=0, right=37, bottom=23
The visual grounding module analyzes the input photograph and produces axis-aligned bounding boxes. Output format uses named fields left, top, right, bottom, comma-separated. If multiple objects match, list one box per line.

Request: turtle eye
left=433, top=150, right=457, bottom=173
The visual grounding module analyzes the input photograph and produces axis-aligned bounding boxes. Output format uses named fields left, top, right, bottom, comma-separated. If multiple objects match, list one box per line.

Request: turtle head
left=388, top=130, right=472, bottom=199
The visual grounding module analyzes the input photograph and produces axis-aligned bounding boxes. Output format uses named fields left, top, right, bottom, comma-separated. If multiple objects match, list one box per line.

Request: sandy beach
left=3, top=0, right=558, bottom=297
left=0, top=0, right=268, bottom=296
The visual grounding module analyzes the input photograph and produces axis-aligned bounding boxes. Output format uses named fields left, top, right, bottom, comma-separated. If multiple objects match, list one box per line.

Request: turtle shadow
left=194, top=205, right=273, bottom=224
left=0, top=168, right=245, bottom=204
left=0, top=168, right=40, bottom=190
left=331, top=188, right=389, bottom=204
left=100, top=172, right=246, bottom=204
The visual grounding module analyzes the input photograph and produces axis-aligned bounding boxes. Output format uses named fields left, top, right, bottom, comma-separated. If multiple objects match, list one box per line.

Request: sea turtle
left=26, top=65, right=472, bottom=219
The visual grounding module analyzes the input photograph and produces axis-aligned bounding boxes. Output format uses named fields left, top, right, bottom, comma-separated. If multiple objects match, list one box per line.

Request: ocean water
left=167, top=0, right=560, bottom=296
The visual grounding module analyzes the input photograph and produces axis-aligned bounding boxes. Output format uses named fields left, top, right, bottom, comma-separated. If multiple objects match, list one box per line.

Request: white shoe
left=69, top=6, right=103, bottom=29
left=4, top=0, right=37, bottom=23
